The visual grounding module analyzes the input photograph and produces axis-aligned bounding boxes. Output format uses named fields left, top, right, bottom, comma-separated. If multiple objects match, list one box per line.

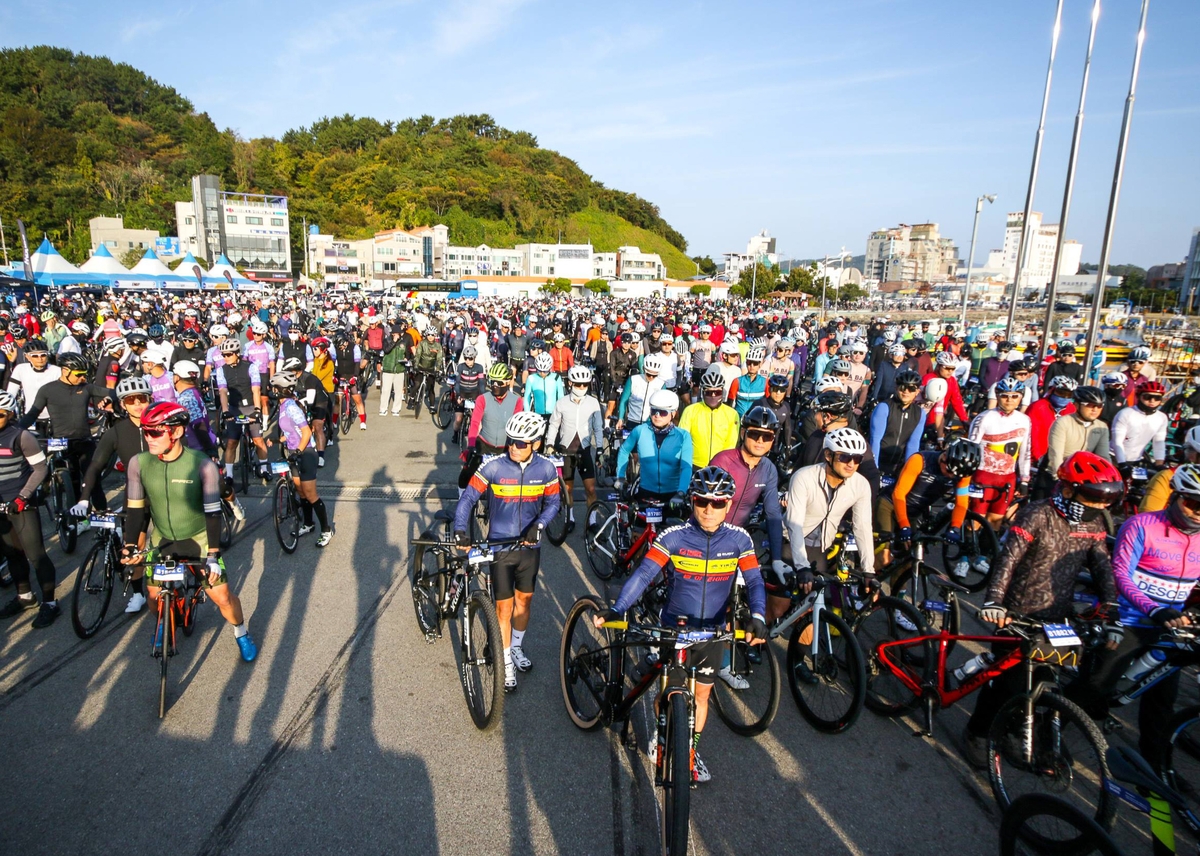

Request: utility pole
left=961, top=195, right=997, bottom=330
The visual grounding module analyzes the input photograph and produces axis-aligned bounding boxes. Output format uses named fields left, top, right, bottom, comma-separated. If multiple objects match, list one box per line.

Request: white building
left=305, top=233, right=368, bottom=290
left=722, top=229, right=779, bottom=281
left=1000, top=211, right=1083, bottom=296
left=371, top=228, right=427, bottom=285
left=515, top=243, right=594, bottom=279
left=443, top=244, right=525, bottom=278
left=593, top=246, right=666, bottom=281
left=176, top=175, right=292, bottom=285
left=864, top=223, right=958, bottom=283
left=88, top=215, right=172, bottom=261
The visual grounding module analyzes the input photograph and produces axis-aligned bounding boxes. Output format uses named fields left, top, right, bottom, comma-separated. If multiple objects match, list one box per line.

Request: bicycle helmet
left=147, top=323, right=166, bottom=339
left=924, top=377, right=948, bottom=405
left=220, top=338, right=242, bottom=355
left=58, top=352, right=89, bottom=374
left=815, top=376, right=846, bottom=393
left=935, top=351, right=958, bottom=367
left=777, top=338, right=795, bottom=351
left=39, top=310, right=55, bottom=322
left=1139, top=380, right=1167, bottom=397
left=553, top=332, right=566, bottom=343
left=793, top=329, right=809, bottom=344
left=942, top=439, right=983, bottom=478
left=140, top=401, right=189, bottom=429
left=850, top=341, right=869, bottom=355
left=250, top=319, right=268, bottom=335
left=24, top=338, right=48, bottom=356
left=280, top=357, right=304, bottom=373
left=1073, top=386, right=1105, bottom=407
left=269, top=372, right=297, bottom=390
left=718, top=340, right=741, bottom=357
left=209, top=324, right=229, bottom=338
left=534, top=353, right=553, bottom=372
left=567, top=365, right=592, bottom=385
left=1057, top=343, right=1076, bottom=357
left=895, top=369, right=922, bottom=388
left=1185, top=425, right=1200, bottom=454
left=883, top=329, right=897, bottom=343
left=1130, top=346, right=1152, bottom=362
left=745, top=344, right=767, bottom=363
left=1046, top=375, right=1079, bottom=392
left=1171, top=464, right=1200, bottom=500
left=1020, top=356, right=1040, bottom=373
left=648, top=389, right=680, bottom=413
left=70, top=320, right=89, bottom=335
left=486, top=363, right=513, bottom=383
left=888, top=343, right=907, bottom=359
left=995, top=376, right=1025, bottom=395
left=660, top=334, right=674, bottom=345
left=767, top=373, right=789, bottom=390
left=697, top=324, right=712, bottom=334
left=504, top=411, right=545, bottom=442
left=0, top=392, right=17, bottom=413
left=823, top=427, right=867, bottom=455
left=643, top=354, right=666, bottom=376
left=172, top=360, right=201, bottom=379
left=828, top=358, right=852, bottom=375
left=529, top=338, right=546, bottom=351
left=914, top=339, right=928, bottom=352
left=700, top=365, right=725, bottom=390
left=140, top=347, right=166, bottom=366
left=813, top=390, right=852, bottom=416
left=688, top=465, right=737, bottom=500
left=310, top=336, right=331, bottom=351
left=6, top=322, right=25, bottom=337
left=179, top=328, right=199, bottom=341
left=1058, top=451, right=1125, bottom=504
left=461, top=345, right=477, bottom=360
left=741, top=405, right=779, bottom=432
left=116, top=375, right=152, bottom=400
left=101, top=336, right=128, bottom=356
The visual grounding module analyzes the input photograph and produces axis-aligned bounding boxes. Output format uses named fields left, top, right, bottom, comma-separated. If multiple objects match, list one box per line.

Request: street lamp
left=960, top=194, right=997, bottom=330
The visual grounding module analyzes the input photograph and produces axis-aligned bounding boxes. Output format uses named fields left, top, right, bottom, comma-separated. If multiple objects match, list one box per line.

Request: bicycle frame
left=875, top=630, right=1028, bottom=710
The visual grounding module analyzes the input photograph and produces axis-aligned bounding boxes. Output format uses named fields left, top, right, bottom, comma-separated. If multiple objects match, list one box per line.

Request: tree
left=737, top=261, right=777, bottom=297
left=584, top=278, right=610, bottom=294
left=540, top=277, right=572, bottom=295
left=691, top=255, right=717, bottom=276
left=784, top=263, right=818, bottom=295
left=119, top=247, right=144, bottom=268
left=690, top=283, right=711, bottom=296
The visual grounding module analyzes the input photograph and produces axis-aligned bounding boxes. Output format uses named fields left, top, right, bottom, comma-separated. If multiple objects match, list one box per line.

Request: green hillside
left=0, top=46, right=692, bottom=277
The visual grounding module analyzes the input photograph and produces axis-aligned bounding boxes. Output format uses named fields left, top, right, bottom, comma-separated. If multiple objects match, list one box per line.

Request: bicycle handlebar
left=600, top=619, right=745, bottom=642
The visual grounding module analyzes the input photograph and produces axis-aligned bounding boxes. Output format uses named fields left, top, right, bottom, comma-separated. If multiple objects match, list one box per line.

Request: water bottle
left=952, top=651, right=996, bottom=686
left=1121, top=648, right=1167, bottom=684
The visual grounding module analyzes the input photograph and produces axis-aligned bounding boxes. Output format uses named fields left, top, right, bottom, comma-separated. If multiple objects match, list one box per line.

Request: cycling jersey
left=1112, top=509, right=1200, bottom=627
left=455, top=363, right=486, bottom=399
left=922, top=372, right=968, bottom=425
left=215, top=359, right=260, bottom=411
left=710, top=448, right=783, bottom=563
left=677, top=401, right=740, bottom=467
left=727, top=373, right=767, bottom=417
left=126, top=448, right=222, bottom=548
left=690, top=339, right=715, bottom=370
left=547, top=394, right=603, bottom=451
left=0, top=422, right=46, bottom=503
left=243, top=340, right=275, bottom=379
left=612, top=518, right=766, bottom=626
left=846, top=361, right=870, bottom=397
left=80, top=416, right=146, bottom=504
left=524, top=372, right=564, bottom=417
left=1111, top=405, right=1168, bottom=464
left=1026, top=397, right=1073, bottom=463
left=277, top=398, right=309, bottom=451
left=146, top=371, right=177, bottom=404
left=869, top=399, right=924, bottom=480
left=617, top=422, right=693, bottom=495
left=454, top=453, right=561, bottom=544
left=20, top=380, right=113, bottom=439
left=967, top=407, right=1032, bottom=482
left=762, top=356, right=794, bottom=390
left=467, top=391, right=523, bottom=449
left=548, top=344, right=574, bottom=374
left=784, top=463, right=875, bottom=575
left=617, top=374, right=665, bottom=425
left=177, top=386, right=216, bottom=455
left=890, top=450, right=969, bottom=530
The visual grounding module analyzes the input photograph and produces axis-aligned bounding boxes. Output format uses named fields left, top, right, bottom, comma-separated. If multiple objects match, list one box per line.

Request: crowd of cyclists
left=5, top=287, right=1200, bottom=803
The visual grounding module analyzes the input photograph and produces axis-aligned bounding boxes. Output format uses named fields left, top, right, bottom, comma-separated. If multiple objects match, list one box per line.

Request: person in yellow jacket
left=678, top=366, right=740, bottom=467
left=1140, top=425, right=1200, bottom=511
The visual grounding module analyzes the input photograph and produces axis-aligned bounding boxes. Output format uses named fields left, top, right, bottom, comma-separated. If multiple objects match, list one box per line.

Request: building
left=864, top=223, right=959, bottom=284
left=88, top=215, right=180, bottom=261
left=371, top=228, right=428, bottom=284
left=442, top=244, right=525, bottom=279
left=1147, top=261, right=1187, bottom=295
left=176, top=174, right=292, bottom=285
left=304, top=233, right=368, bottom=290
left=999, top=211, right=1083, bottom=296
left=411, top=224, right=449, bottom=277
left=722, top=230, right=779, bottom=282
left=1182, top=229, right=1200, bottom=312
left=515, top=243, right=594, bottom=279
left=593, top=246, right=666, bottom=281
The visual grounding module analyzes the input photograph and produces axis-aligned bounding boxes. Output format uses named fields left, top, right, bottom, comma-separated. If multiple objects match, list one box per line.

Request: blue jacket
left=454, top=453, right=561, bottom=545
left=617, top=423, right=693, bottom=495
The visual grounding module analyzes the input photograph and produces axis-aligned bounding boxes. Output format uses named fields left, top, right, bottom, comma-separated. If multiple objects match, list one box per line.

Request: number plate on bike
left=467, top=549, right=494, bottom=565
left=270, top=461, right=291, bottom=475
left=463, top=399, right=475, bottom=410
left=968, top=484, right=985, bottom=499
left=642, top=506, right=663, bottom=523
left=921, top=600, right=950, bottom=613
left=89, top=514, right=117, bottom=529
left=47, top=437, right=68, bottom=451
left=545, top=456, right=564, bottom=468
left=676, top=629, right=715, bottom=648
left=1043, top=622, right=1082, bottom=647
left=235, top=416, right=253, bottom=425
left=1132, top=467, right=1148, bottom=480
left=154, top=563, right=186, bottom=582
left=844, top=535, right=858, bottom=552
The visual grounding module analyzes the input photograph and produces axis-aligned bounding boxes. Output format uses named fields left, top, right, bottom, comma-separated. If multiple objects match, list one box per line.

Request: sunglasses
left=998, top=393, right=1023, bottom=400
left=702, top=389, right=724, bottom=397
left=508, top=439, right=533, bottom=449
left=897, top=384, right=920, bottom=393
left=68, top=369, right=88, bottom=377
left=832, top=371, right=850, bottom=378
left=692, top=496, right=729, bottom=510
left=1140, top=394, right=1163, bottom=401
left=833, top=452, right=863, bottom=465
left=745, top=429, right=776, bottom=443
left=121, top=394, right=150, bottom=405
left=651, top=408, right=673, bottom=418
left=571, top=383, right=588, bottom=390
left=141, top=426, right=171, bottom=438
left=1181, top=496, right=1200, bottom=513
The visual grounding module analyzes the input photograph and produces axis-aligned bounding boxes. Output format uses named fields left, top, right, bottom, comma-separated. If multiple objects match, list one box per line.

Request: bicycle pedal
left=1102, top=716, right=1124, bottom=734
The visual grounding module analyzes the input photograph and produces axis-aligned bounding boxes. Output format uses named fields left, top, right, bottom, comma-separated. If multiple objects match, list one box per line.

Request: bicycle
left=41, top=435, right=78, bottom=555
left=409, top=515, right=514, bottom=732
left=221, top=410, right=259, bottom=495
left=70, top=511, right=129, bottom=639
left=269, top=457, right=302, bottom=553
left=333, top=378, right=357, bottom=436
left=559, top=603, right=746, bottom=856
left=543, top=454, right=572, bottom=546
left=878, top=531, right=965, bottom=650
left=408, top=368, right=440, bottom=421
left=433, top=382, right=458, bottom=430
left=865, top=589, right=1114, bottom=840
left=583, top=485, right=684, bottom=581
left=142, top=553, right=208, bottom=719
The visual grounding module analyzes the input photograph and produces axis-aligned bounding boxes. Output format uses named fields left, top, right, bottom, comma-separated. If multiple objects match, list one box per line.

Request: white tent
left=31, top=238, right=82, bottom=277
left=205, top=254, right=257, bottom=290
left=80, top=243, right=129, bottom=275
left=128, top=247, right=174, bottom=278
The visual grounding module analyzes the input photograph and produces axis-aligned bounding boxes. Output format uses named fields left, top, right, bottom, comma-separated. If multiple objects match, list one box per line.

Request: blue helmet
left=996, top=376, right=1025, bottom=395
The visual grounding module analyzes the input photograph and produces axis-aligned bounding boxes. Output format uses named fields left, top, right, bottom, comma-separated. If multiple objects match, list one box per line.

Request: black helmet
left=894, top=369, right=922, bottom=388
left=58, top=352, right=89, bottom=374
left=127, top=331, right=149, bottom=347
left=688, top=465, right=737, bottom=500
left=813, top=390, right=852, bottom=416
left=529, top=338, right=546, bottom=351
left=942, top=439, right=983, bottom=478
left=24, top=338, right=49, bottom=356
left=1021, top=356, right=1039, bottom=373
left=148, top=323, right=166, bottom=339
left=741, top=405, right=779, bottom=432
left=767, top=373, right=789, bottom=390
left=1073, top=385, right=1105, bottom=407
left=7, top=322, right=25, bottom=337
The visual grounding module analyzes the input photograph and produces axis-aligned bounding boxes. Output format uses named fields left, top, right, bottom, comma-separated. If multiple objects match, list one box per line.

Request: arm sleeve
left=1090, top=425, right=1112, bottom=462
left=1139, top=469, right=1174, bottom=513
left=891, top=454, right=925, bottom=529
left=949, top=476, right=971, bottom=529
left=868, top=403, right=887, bottom=463
left=852, top=481, right=875, bottom=576
left=1017, top=420, right=1032, bottom=482
left=546, top=402, right=563, bottom=447
left=617, top=378, right=632, bottom=418
left=1046, top=417, right=1068, bottom=474
left=1112, top=517, right=1157, bottom=617
left=466, top=395, right=485, bottom=448
left=1152, top=414, right=1168, bottom=461
left=1111, top=411, right=1129, bottom=463
left=124, top=454, right=147, bottom=542
left=20, top=385, right=49, bottom=429
left=533, top=472, right=561, bottom=530
left=726, top=377, right=739, bottom=406
left=986, top=504, right=1038, bottom=605
left=676, top=432, right=693, bottom=494
left=784, top=473, right=809, bottom=569
left=588, top=402, right=604, bottom=451
left=904, top=414, right=923, bottom=460
left=612, top=538, right=672, bottom=614
left=949, top=381, right=967, bottom=422
left=763, top=461, right=784, bottom=563
left=16, top=430, right=47, bottom=500
left=79, top=424, right=119, bottom=503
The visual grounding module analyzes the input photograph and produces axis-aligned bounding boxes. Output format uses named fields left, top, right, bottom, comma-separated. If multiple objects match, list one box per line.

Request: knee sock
left=359, top=412, right=366, bottom=425
left=510, top=628, right=525, bottom=649
left=312, top=499, right=330, bottom=532
left=131, top=576, right=144, bottom=595
left=225, top=463, right=234, bottom=479
left=300, top=499, right=314, bottom=526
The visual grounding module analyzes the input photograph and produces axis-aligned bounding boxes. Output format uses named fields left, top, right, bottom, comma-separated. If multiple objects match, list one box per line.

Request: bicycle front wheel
left=786, top=609, right=865, bottom=733
left=987, top=691, right=1115, bottom=847
left=340, top=393, right=352, bottom=434
left=433, top=390, right=454, bottom=429
left=854, top=596, right=929, bottom=716
left=999, top=793, right=1123, bottom=856
left=158, top=593, right=172, bottom=719
left=546, top=477, right=570, bottom=546
left=240, top=439, right=251, bottom=494
left=559, top=595, right=611, bottom=731
left=460, top=591, right=504, bottom=731
left=583, top=502, right=619, bottom=581
left=661, top=690, right=692, bottom=856
left=54, top=474, right=78, bottom=555
left=409, top=535, right=446, bottom=640
left=711, top=637, right=780, bottom=736
left=1161, top=704, right=1200, bottom=836
left=273, top=480, right=300, bottom=554
left=71, top=538, right=113, bottom=639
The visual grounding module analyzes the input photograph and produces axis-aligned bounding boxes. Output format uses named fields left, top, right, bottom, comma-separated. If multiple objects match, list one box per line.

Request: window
left=534, top=266, right=542, bottom=275
left=270, top=218, right=284, bottom=226
left=185, top=216, right=194, bottom=226
left=246, top=216, right=263, bottom=225
left=227, top=215, right=237, bottom=224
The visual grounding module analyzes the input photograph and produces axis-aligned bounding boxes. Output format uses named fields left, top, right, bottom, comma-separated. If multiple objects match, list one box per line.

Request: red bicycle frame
left=875, top=630, right=1025, bottom=708
left=614, top=500, right=664, bottom=568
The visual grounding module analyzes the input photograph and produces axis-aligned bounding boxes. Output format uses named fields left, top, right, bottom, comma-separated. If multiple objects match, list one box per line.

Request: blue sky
left=3, top=0, right=1197, bottom=267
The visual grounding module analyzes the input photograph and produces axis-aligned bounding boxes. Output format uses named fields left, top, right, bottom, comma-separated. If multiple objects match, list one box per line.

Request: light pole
left=838, top=247, right=848, bottom=307
left=960, top=194, right=997, bottom=330
left=820, top=254, right=829, bottom=323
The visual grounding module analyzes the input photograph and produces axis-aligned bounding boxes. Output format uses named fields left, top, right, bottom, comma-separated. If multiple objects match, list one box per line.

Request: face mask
left=1169, top=501, right=1200, bottom=535
left=1049, top=394, right=1072, bottom=409
left=289, top=332, right=300, bottom=340
left=1079, top=506, right=1104, bottom=523
left=1138, top=401, right=1161, bottom=414
left=1051, top=487, right=1086, bottom=524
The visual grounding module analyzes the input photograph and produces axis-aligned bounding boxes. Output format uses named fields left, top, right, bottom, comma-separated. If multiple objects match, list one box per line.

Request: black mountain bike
left=70, top=512, right=128, bottom=639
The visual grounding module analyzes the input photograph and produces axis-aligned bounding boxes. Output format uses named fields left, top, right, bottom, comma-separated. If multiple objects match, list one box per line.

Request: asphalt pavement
left=0, top=391, right=1185, bottom=855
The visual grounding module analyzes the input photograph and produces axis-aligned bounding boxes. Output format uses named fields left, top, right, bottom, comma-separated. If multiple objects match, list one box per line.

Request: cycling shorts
left=491, top=548, right=540, bottom=600
left=145, top=539, right=226, bottom=588
left=561, top=448, right=596, bottom=481
left=220, top=417, right=263, bottom=443
left=968, top=469, right=1015, bottom=517
left=287, top=448, right=319, bottom=481
left=657, top=637, right=723, bottom=686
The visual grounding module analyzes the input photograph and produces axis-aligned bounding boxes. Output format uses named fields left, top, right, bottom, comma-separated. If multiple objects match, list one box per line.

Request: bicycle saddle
left=928, top=574, right=970, bottom=595
left=1105, top=745, right=1189, bottom=811
left=434, top=509, right=454, bottom=523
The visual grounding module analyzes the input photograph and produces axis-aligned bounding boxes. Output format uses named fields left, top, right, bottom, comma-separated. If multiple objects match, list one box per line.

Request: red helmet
left=311, top=336, right=331, bottom=351
left=140, top=402, right=189, bottom=429
left=1057, top=451, right=1125, bottom=504
left=1138, top=380, right=1167, bottom=397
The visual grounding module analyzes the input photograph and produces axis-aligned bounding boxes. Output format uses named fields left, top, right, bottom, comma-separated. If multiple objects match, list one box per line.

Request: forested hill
left=0, top=46, right=695, bottom=277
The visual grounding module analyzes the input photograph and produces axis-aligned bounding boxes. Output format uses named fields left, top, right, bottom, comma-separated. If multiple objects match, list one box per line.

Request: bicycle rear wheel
left=854, top=596, right=929, bottom=716
left=999, top=793, right=1123, bottom=856
left=71, top=538, right=113, bottom=639
left=181, top=579, right=202, bottom=637
left=661, top=691, right=692, bottom=856
left=433, top=389, right=454, bottom=429
left=711, top=638, right=780, bottom=736
left=219, top=501, right=234, bottom=549
left=583, top=502, right=619, bottom=580
left=559, top=595, right=611, bottom=731
left=892, top=565, right=960, bottom=655
left=412, top=381, right=424, bottom=420
left=53, top=473, right=78, bottom=555
left=460, top=591, right=504, bottom=731
left=546, top=476, right=570, bottom=546
left=987, top=692, right=1115, bottom=848
left=158, top=593, right=171, bottom=719
left=939, top=510, right=1000, bottom=594
left=273, top=480, right=300, bottom=553
left=786, top=609, right=865, bottom=733
left=409, top=535, right=446, bottom=640
left=1161, top=704, right=1200, bottom=836
left=340, top=392, right=352, bottom=434
left=240, top=437, right=251, bottom=494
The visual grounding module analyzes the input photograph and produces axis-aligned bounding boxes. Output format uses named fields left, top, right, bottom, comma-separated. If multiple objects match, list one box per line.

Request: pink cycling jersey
left=1112, top=509, right=1200, bottom=627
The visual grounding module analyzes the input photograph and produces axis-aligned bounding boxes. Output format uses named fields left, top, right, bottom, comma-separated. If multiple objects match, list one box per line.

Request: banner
left=16, top=220, right=31, bottom=281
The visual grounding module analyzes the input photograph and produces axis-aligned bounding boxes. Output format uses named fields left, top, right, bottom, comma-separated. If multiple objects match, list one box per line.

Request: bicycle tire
left=182, top=579, right=200, bottom=637
left=854, top=596, right=929, bottom=716
left=559, top=595, right=610, bottom=731
left=409, top=535, right=446, bottom=640
left=892, top=564, right=961, bottom=656
left=412, top=380, right=424, bottom=421
left=786, top=609, right=866, bottom=733
left=546, top=476, right=570, bottom=546
left=433, top=389, right=454, bottom=430
left=340, top=392, right=352, bottom=435
left=661, top=691, right=692, bottom=856
left=70, top=537, right=113, bottom=639
left=54, top=474, right=78, bottom=555
left=219, top=501, right=234, bottom=549
left=998, top=793, right=1123, bottom=856
left=158, top=593, right=171, bottom=719
left=240, top=437, right=251, bottom=495
left=939, top=509, right=1001, bottom=594
left=583, top=502, right=619, bottom=580
left=711, top=637, right=780, bottom=737
left=1161, top=703, right=1200, bottom=836
left=273, top=480, right=300, bottom=554
left=987, top=691, right=1115, bottom=847
left=461, top=591, right=505, bottom=731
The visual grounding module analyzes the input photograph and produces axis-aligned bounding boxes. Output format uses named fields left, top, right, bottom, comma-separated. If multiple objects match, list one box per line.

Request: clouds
left=432, top=0, right=534, bottom=56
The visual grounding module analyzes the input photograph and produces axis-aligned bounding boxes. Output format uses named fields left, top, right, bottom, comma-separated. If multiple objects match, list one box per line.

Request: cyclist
left=410, top=324, right=444, bottom=411
left=751, top=374, right=793, bottom=466
left=881, top=438, right=980, bottom=569
left=1045, top=385, right=1111, bottom=475
left=615, top=389, right=692, bottom=507
left=140, top=347, right=177, bottom=404
left=548, top=331, right=574, bottom=380
left=1140, top=426, right=1200, bottom=512
left=690, top=324, right=716, bottom=390
left=727, top=344, right=767, bottom=417
left=986, top=355, right=1036, bottom=412
left=94, top=336, right=134, bottom=389
left=715, top=339, right=742, bottom=395
left=869, top=368, right=924, bottom=488
left=454, top=411, right=561, bottom=692
left=7, top=337, right=60, bottom=417
left=524, top=352, right=563, bottom=424
left=924, top=350, right=968, bottom=438
left=121, top=402, right=257, bottom=662
left=215, top=339, right=269, bottom=483
left=1111, top=379, right=1168, bottom=467
left=307, top=336, right=335, bottom=466
left=450, top=346, right=486, bottom=445
left=171, top=328, right=206, bottom=371
left=678, top=365, right=740, bottom=468
left=204, top=324, right=230, bottom=384
left=869, top=342, right=908, bottom=404
left=333, top=332, right=367, bottom=431
left=1121, top=345, right=1157, bottom=402
left=244, top=319, right=276, bottom=413
left=607, top=333, right=638, bottom=408
left=547, top=365, right=603, bottom=523
left=460, top=363, right=524, bottom=489
left=966, top=375, right=1032, bottom=531
left=271, top=373, right=331, bottom=547
left=0, top=392, right=61, bottom=628
left=613, top=354, right=667, bottom=433
left=1042, top=341, right=1084, bottom=389
left=597, top=465, right=767, bottom=783
left=762, top=339, right=796, bottom=397
left=845, top=340, right=873, bottom=412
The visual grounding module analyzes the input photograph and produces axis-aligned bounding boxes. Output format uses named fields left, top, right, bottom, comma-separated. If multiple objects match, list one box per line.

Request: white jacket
left=1111, top=405, right=1168, bottom=463
left=784, top=463, right=875, bottom=576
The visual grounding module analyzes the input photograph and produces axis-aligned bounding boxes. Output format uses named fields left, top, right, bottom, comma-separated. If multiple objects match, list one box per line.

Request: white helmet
left=649, top=389, right=680, bottom=413
left=888, top=343, right=907, bottom=358
left=850, top=341, right=869, bottom=355
left=746, top=344, right=767, bottom=363
left=815, top=376, right=846, bottom=393
left=567, top=365, right=592, bottom=385
left=1131, top=346, right=1152, bottom=362
left=719, top=340, right=741, bottom=356
left=70, top=320, right=90, bottom=334
left=115, top=375, right=151, bottom=400
left=228, top=312, right=243, bottom=326
left=883, top=329, right=897, bottom=343
left=697, top=324, right=713, bottom=334
left=504, top=411, right=545, bottom=443
left=461, top=345, right=478, bottom=360
left=102, top=336, right=128, bottom=356
left=1102, top=371, right=1130, bottom=387
left=250, top=319, right=268, bottom=335
left=924, top=377, right=948, bottom=405
left=935, top=351, right=958, bottom=367
left=534, top=353, right=553, bottom=372
left=1186, top=425, right=1200, bottom=454
left=634, top=322, right=646, bottom=333
left=172, top=360, right=201, bottom=379
left=140, top=347, right=167, bottom=366
left=0, top=391, right=18, bottom=413
left=643, top=354, right=667, bottom=376
left=210, top=324, right=229, bottom=338
left=793, top=329, right=809, bottom=344
left=823, top=428, right=867, bottom=455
